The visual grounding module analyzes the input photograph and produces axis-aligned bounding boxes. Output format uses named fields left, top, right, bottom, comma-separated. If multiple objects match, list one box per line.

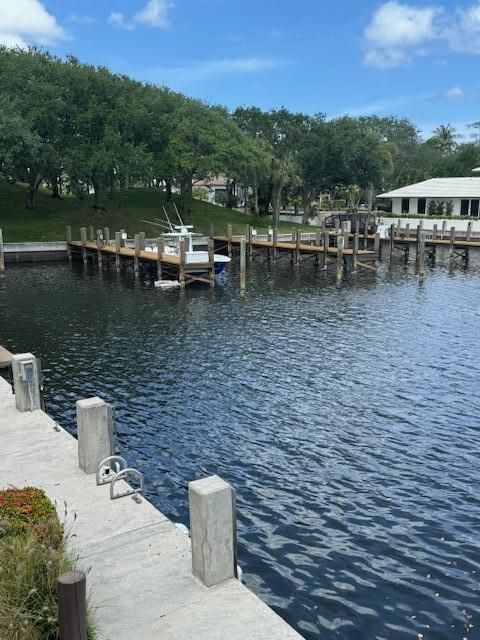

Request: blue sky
left=2, top=0, right=480, bottom=139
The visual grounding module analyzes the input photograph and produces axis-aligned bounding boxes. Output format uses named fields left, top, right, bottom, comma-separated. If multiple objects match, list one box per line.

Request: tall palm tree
left=431, top=124, right=458, bottom=152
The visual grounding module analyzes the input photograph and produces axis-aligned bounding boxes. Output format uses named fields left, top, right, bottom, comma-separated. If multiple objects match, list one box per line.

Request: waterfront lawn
left=0, top=179, right=315, bottom=242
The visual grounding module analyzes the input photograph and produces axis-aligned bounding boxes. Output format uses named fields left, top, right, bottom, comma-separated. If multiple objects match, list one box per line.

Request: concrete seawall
left=4, top=242, right=68, bottom=263
left=0, top=375, right=303, bottom=639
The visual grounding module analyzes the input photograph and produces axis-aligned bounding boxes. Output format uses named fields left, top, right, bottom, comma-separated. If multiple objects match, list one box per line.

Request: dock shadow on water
left=1, top=254, right=479, bottom=640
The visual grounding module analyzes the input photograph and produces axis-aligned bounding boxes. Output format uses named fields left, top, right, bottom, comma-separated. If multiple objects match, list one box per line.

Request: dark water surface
left=1, top=254, right=479, bottom=639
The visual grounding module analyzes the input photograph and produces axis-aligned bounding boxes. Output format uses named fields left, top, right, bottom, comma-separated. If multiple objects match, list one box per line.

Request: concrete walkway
left=0, top=377, right=303, bottom=640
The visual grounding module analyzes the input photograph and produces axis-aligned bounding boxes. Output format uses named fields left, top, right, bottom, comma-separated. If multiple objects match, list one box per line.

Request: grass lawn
left=0, top=180, right=316, bottom=242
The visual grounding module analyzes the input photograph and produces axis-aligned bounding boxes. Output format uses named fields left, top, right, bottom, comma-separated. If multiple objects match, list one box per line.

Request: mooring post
left=227, top=224, right=233, bottom=257
left=441, top=219, right=447, bottom=239
left=433, top=224, right=438, bottom=240
left=272, top=227, right=278, bottom=261
left=405, top=223, right=410, bottom=239
left=240, top=237, right=246, bottom=291
left=295, top=229, right=301, bottom=265
left=0, top=228, right=4, bottom=273
left=58, top=571, right=87, bottom=640
left=96, top=230, right=103, bottom=267
left=179, top=238, right=186, bottom=287
left=363, top=219, right=369, bottom=249
left=315, top=229, right=321, bottom=246
left=80, top=227, right=88, bottom=264
left=76, top=397, right=114, bottom=474
left=11, top=353, right=42, bottom=412
left=334, top=218, right=340, bottom=233
left=336, top=234, right=344, bottom=282
left=467, top=221, right=472, bottom=242
left=353, top=232, right=359, bottom=270
left=103, top=227, right=110, bottom=244
left=139, top=231, right=146, bottom=251
left=323, top=230, right=329, bottom=269
left=156, top=236, right=164, bottom=282
left=449, top=226, right=455, bottom=259
left=188, top=475, right=236, bottom=587
left=244, top=224, right=251, bottom=257
left=89, top=225, right=94, bottom=242
left=389, top=223, right=395, bottom=256
left=65, top=226, right=72, bottom=262
left=417, top=230, right=426, bottom=277
left=134, top=233, right=141, bottom=278
left=114, top=232, right=121, bottom=272
left=374, top=232, right=381, bottom=262
left=208, top=238, right=215, bottom=286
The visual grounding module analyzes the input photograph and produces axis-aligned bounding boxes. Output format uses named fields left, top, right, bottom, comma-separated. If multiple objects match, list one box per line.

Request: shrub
left=0, top=488, right=96, bottom=640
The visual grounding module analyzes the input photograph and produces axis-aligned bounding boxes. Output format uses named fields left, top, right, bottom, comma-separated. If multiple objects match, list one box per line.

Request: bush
left=0, top=488, right=96, bottom=640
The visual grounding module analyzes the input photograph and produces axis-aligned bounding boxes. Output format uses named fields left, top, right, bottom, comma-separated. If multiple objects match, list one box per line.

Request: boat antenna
left=162, top=206, right=174, bottom=231
left=141, top=219, right=172, bottom=231
left=173, top=202, right=185, bottom=227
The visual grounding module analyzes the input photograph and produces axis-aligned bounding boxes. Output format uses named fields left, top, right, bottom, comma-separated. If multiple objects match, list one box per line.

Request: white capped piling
left=0, top=228, right=4, bottom=273
left=76, top=397, right=114, bottom=474
left=240, top=237, right=246, bottom=291
left=58, top=571, right=87, bottom=640
left=11, top=353, right=42, bottom=412
left=188, top=475, right=236, bottom=587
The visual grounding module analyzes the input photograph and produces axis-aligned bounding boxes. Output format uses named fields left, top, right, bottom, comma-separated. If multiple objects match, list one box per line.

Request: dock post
left=103, top=227, right=110, bottom=244
left=179, top=238, right=186, bottom=287
left=58, top=571, right=87, bottom=640
left=89, top=225, right=94, bottom=242
left=323, top=230, right=329, bottom=269
left=157, top=237, right=164, bottom=282
left=272, top=228, right=278, bottom=261
left=227, top=224, right=233, bottom=257
left=417, top=230, right=426, bottom=277
left=245, top=224, right=251, bottom=259
left=389, top=223, right=395, bottom=256
left=115, top=232, right=121, bottom=272
left=80, top=227, right=88, bottom=264
left=433, top=224, right=438, bottom=240
left=76, top=397, right=114, bottom=475
left=449, top=226, right=455, bottom=259
left=66, top=226, right=72, bottom=262
left=353, top=232, right=359, bottom=270
left=188, top=475, right=236, bottom=587
left=467, top=221, right=472, bottom=242
left=363, top=220, right=369, bottom=249
left=11, top=353, right=42, bottom=412
left=405, top=223, right=410, bottom=239
left=295, top=229, right=301, bottom=265
left=374, top=232, right=381, bottom=263
left=0, top=228, right=4, bottom=273
left=134, top=233, right=141, bottom=278
left=208, top=238, right=215, bottom=286
left=240, top=237, right=246, bottom=291
left=139, top=231, right=146, bottom=251
left=441, top=220, right=447, bottom=239
left=210, top=222, right=214, bottom=239
left=336, top=234, right=344, bottom=282
left=96, top=230, right=103, bottom=268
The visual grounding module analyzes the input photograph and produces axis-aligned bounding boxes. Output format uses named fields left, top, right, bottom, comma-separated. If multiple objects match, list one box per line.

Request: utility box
left=11, top=353, right=42, bottom=412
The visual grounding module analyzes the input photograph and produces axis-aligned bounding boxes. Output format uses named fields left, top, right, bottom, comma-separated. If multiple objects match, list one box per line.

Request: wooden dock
left=68, top=225, right=216, bottom=287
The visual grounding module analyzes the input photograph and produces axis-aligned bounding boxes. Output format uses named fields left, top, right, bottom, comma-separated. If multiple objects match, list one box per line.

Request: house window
left=401, top=198, right=410, bottom=214
left=417, top=198, right=426, bottom=214
left=461, top=199, right=469, bottom=216
left=471, top=200, right=479, bottom=217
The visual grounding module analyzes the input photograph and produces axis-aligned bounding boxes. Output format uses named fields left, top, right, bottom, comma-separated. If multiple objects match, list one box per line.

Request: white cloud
left=444, top=86, right=464, bottom=101
left=108, top=12, right=134, bottom=30
left=448, top=2, right=480, bottom=54
left=148, top=57, right=282, bottom=84
left=109, top=0, right=173, bottom=31
left=364, top=1, right=442, bottom=68
left=68, top=14, right=96, bottom=26
left=135, top=0, right=173, bottom=29
left=0, top=0, right=66, bottom=47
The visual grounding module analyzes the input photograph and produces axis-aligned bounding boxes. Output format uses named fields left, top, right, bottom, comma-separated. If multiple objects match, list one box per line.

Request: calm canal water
left=1, top=252, right=479, bottom=639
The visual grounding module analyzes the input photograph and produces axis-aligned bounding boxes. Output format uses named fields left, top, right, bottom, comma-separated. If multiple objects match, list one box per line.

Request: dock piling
left=115, top=232, right=121, bottom=271
left=467, top=221, right=472, bottom=242
left=58, top=571, right=88, bottom=640
left=80, top=227, right=88, bottom=264
left=0, top=228, right=5, bottom=273
left=208, top=238, right=215, bottom=286
left=179, top=238, right=186, bottom=287
left=66, top=226, right=72, bottom=262
left=11, top=353, right=42, bottom=412
left=272, top=228, right=278, bottom=261
left=240, top=237, right=246, bottom=291
left=134, top=234, right=141, bottom=278
left=417, top=230, right=426, bottom=277
left=188, top=475, right=236, bottom=587
left=89, top=225, right=94, bottom=242
left=76, top=397, right=114, bottom=475
left=227, top=224, right=233, bottom=257
left=353, top=232, right=359, bottom=270
left=336, top=234, right=344, bottom=282
left=449, top=227, right=456, bottom=259
left=103, top=227, right=110, bottom=244
left=157, top=237, right=164, bottom=282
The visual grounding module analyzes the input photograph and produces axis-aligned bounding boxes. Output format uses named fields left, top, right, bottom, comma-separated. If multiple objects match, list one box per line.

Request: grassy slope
left=0, top=180, right=315, bottom=242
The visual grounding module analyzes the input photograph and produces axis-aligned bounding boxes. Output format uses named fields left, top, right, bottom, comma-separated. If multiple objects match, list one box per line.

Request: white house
left=378, top=177, right=480, bottom=217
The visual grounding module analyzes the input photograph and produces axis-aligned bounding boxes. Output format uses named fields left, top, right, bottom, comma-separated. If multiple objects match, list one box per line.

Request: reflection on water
left=1, top=250, right=479, bottom=639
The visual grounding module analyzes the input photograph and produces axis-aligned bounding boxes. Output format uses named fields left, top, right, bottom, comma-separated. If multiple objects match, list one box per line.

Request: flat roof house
left=378, top=177, right=480, bottom=217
